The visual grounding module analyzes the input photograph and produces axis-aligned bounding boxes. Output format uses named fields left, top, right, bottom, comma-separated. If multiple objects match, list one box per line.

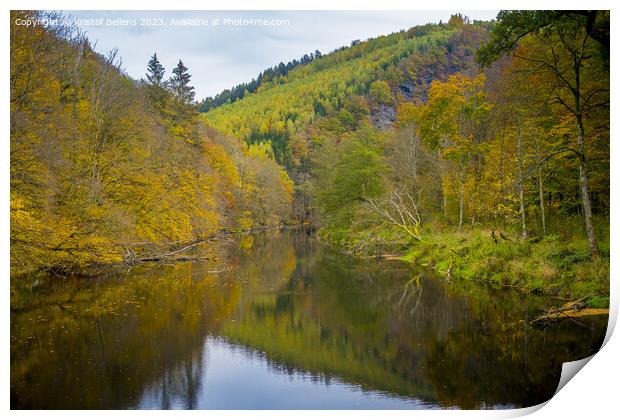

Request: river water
left=10, top=230, right=607, bottom=409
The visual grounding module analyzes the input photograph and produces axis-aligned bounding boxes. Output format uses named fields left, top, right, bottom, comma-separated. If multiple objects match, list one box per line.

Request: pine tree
left=169, top=59, right=195, bottom=103
left=146, top=53, right=165, bottom=86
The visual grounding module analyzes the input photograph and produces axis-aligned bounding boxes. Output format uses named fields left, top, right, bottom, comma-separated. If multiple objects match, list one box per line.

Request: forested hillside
left=10, top=11, right=610, bottom=302
left=198, top=49, right=323, bottom=112
left=203, top=12, right=610, bottom=301
left=203, top=16, right=487, bottom=165
left=10, top=11, right=293, bottom=276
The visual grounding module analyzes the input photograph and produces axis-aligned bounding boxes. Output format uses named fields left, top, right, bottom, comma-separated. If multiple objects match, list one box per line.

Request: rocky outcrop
left=371, top=104, right=396, bottom=130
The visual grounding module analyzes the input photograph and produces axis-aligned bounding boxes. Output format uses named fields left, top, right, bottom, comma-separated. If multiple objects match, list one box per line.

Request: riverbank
left=399, top=228, right=610, bottom=308
left=14, top=220, right=610, bottom=311
left=11, top=225, right=309, bottom=279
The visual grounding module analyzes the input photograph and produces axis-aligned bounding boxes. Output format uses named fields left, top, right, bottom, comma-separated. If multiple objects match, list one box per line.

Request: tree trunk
left=576, top=117, right=599, bottom=259
left=410, top=128, right=419, bottom=180
left=517, top=128, right=527, bottom=240
left=458, top=173, right=465, bottom=231
left=442, top=192, right=447, bottom=218
left=538, top=167, right=546, bottom=236
left=442, top=175, right=448, bottom=219
left=571, top=45, right=599, bottom=259
left=440, top=155, right=447, bottom=220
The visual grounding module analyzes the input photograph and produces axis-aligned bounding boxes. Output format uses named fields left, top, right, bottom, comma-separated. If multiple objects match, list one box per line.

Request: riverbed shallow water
left=10, top=230, right=607, bottom=409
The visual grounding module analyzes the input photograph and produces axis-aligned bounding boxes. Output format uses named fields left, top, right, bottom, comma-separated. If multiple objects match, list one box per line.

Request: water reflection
left=11, top=230, right=607, bottom=409
left=137, top=337, right=432, bottom=409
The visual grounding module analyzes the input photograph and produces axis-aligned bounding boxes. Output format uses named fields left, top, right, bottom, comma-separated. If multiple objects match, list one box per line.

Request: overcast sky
left=65, top=10, right=499, bottom=100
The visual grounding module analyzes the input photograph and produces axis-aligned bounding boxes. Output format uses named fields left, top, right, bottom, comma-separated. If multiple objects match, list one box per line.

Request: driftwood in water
left=137, top=239, right=208, bottom=262
left=531, top=294, right=608, bottom=324
left=368, top=254, right=403, bottom=261
left=531, top=308, right=608, bottom=324
left=123, top=225, right=312, bottom=265
left=126, top=231, right=238, bottom=263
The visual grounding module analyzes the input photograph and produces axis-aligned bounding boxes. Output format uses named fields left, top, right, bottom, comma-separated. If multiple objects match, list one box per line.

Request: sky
left=64, top=11, right=499, bottom=100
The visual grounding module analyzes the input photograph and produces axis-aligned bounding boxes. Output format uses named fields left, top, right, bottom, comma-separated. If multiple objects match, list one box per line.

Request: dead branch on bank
left=124, top=229, right=245, bottom=263
left=530, top=294, right=608, bottom=324
left=362, top=187, right=423, bottom=242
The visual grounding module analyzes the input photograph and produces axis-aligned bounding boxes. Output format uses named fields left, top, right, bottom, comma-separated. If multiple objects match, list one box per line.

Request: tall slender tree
left=146, top=53, right=165, bottom=86
left=169, top=60, right=195, bottom=103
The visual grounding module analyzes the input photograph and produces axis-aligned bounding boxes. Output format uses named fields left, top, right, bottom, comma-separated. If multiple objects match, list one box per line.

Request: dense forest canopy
left=202, top=18, right=481, bottom=165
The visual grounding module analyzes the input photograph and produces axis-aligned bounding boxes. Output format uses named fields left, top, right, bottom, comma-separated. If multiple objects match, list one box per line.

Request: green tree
left=312, top=123, right=387, bottom=240
left=146, top=53, right=165, bottom=86
left=369, top=80, right=392, bottom=105
left=169, top=60, right=195, bottom=103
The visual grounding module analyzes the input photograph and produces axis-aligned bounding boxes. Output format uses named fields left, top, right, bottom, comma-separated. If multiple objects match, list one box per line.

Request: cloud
left=64, top=10, right=499, bottom=99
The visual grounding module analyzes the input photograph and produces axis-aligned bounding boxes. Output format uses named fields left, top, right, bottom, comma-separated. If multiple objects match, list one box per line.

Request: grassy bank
left=399, top=228, right=609, bottom=308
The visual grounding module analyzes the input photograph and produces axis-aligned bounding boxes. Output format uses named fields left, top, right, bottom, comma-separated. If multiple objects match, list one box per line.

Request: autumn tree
left=417, top=74, right=491, bottom=230
left=477, top=10, right=609, bottom=258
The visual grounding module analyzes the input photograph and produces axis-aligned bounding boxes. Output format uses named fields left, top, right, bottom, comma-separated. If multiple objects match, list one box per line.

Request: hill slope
left=10, top=11, right=293, bottom=276
left=202, top=19, right=488, bottom=165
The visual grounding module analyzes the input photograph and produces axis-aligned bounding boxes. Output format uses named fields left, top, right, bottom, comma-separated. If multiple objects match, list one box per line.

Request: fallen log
left=138, top=239, right=208, bottom=262
left=372, top=254, right=403, bottom=260
left=129, top=230, right=241, bottom=263
left=531, top=295, right=607, bottom=324
left=531, top=308, right=609, bottom=324
left=559, top=294, right=592, bottom=311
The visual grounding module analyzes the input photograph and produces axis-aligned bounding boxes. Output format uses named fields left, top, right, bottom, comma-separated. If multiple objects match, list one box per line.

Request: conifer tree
left=146, top=53, right=165, bottom=86
left=169, top=59, right=195, bottom=103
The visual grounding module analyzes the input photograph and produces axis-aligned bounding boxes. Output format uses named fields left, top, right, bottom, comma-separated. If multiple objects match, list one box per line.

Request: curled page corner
left=500, top=355, right=597, bottom=417
left=553, top=289, right=617, bottom=396
left=554, top=355, right=595, bottom=396
left=499, top=353, right=599, bottom=418
left=530, top=306, right=615, bottom=415
left=507, top=355, right=598, bottom=419
left=602, top=301, right=618, bottom=348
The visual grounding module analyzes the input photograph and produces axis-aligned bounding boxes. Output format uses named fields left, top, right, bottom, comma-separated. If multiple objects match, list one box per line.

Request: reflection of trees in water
left=11, top=260, right=238, bottom=409
left=140, top=347, right=204, bottom=409
left=11, top=231, right=303, bottom=409
left=222, top=231, right=299, bottom=291
left=394, top=274, right=425, bottom=320
left=211, top=337, right=338, bottom=387
left=220, top=232, right=607, bottom=408
left=11, top=230, right=608, bottom=409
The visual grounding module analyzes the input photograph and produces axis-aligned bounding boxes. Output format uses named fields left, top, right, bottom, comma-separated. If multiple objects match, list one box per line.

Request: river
left=10, top=230, right=607, bottom=409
